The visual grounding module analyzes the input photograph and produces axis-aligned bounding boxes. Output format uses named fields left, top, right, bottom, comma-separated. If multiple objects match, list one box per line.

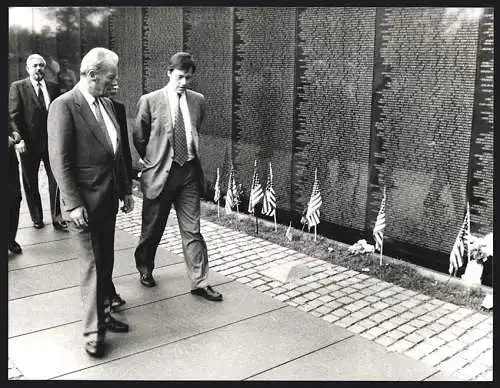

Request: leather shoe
left=33, top=221, right=45, bottom=229
left=111, top=294, right=126, bottom=309
left=8, top=241, right=22, bottom=254
left=105, top=315, right=129, bottom=333
left=52, top=221, right=68, bottom=231
left=140, top=273, right=156, bottom=287
left=190, top=285, right=223, bottom=301
left=85, top=340, right=104, bottom=358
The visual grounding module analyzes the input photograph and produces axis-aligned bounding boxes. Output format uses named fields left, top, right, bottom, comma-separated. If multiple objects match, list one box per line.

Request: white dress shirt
left=78, top=82, right=117, bottom=153
left=166, top=86, right=195, bottom=161
left=30, top=78, right=50, bottom=109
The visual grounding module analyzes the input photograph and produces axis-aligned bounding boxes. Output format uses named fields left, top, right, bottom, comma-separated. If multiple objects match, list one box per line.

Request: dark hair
left=168, top=52, right=196, bottom=73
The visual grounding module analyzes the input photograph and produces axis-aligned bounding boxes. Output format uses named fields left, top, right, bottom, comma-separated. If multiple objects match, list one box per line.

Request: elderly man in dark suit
left=8, top=126, right=23, bottom=255
left=133, top=52, right=222, bottom=301
left=48, top=47, right=134, bottom=358
left=9, top=54, right=66, bottom=231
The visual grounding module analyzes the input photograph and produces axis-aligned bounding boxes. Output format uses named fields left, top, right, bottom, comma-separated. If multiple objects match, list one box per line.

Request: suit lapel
left=185, top=91, right=200, bottom=156
left=102, top=98, right=121, bottom=152
left=162, top=88, right=173, bottom=140
left=73, top=87, right=114, bottom=155
left=24, top=78, right=45, bottom=111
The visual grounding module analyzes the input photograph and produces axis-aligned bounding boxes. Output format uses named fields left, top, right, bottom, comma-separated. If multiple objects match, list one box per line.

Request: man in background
left=8, top=125, right=23, bottom=255
left=9, top=53, right=67, bottom=231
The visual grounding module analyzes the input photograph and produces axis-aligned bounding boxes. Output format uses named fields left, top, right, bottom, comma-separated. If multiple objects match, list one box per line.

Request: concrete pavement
left=8, top=166, right=493, bottom=381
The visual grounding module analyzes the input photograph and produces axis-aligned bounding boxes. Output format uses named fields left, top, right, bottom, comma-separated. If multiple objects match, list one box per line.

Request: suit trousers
left=68, top=208, right=117, bottom=342
left=19, top=148, right=61, bottom=224
left=9, top=149, right=21, bottom=244
left=135, top=160, right=209, bottom=289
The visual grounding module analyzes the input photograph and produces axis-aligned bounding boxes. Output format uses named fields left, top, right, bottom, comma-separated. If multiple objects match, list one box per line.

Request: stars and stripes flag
left=448, top=202, right=470, bottom=276
left=373, top=187, right=386, bottom=253
left=214, top=168, right=220, bottom=203
left=262, top=162, right=276, bottom=217
left=248, top=160, right=263, bottom=215
left=285, top=221, right=293, bottom=241
left=225, top=167, right=235, bottom=214
left=305, top=168, right=322, bottom=228
left=231, top=173, right=241, bottom=211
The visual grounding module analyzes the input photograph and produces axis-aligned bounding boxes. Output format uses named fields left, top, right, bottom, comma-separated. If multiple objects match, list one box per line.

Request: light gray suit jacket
left=133, top=87, right=206, bottom=200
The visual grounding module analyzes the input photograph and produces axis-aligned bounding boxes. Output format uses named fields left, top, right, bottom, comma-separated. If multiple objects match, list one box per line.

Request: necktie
left=37, top=82, right=46, bottom=112
left=93, top=99, right=114, bottom=152
left=173, top=94, right=188, bottom=166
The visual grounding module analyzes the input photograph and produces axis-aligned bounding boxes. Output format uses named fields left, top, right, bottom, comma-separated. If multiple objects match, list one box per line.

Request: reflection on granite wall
left=8, top=7, right=493, bottom=279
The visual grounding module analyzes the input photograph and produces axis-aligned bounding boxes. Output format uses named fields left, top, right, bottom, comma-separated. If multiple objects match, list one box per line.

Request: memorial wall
left=8, top=7, right=493, bottom=279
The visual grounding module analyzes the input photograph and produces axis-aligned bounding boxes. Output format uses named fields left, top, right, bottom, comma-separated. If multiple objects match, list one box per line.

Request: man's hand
left=8, top=136, right=16, bottom=148
left=121, top=194, right=134, bottom=213
left=15, top=139, right=26, bottom=154
left=70, top=206, right=88, bottom=228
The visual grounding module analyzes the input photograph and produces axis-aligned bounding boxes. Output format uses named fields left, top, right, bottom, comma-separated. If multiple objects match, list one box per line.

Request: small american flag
left=449, top=202, right=470, bottom=276
left=225, top=167, right=234, bottom=214
left=373, top=187, right=386, bottom=253
left=262, top=162, right=276, bottom=217
left=305, top=168, right=322, bottom=228
left=248, top=160, right=263, bottom=215
left=214, top=167, right=220, bottom=203
left=285, top=221, right=293, bottom=241
left=232, top=175, right=240, bottom=209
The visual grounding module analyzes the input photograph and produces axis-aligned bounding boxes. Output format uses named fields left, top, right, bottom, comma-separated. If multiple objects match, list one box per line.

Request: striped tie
left=173, top=94, right=188, bottom=166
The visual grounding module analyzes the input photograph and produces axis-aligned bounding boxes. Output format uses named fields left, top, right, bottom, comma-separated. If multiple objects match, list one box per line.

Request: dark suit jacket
left=110, top=98, right=133, bottom=184
left=9, top=77, right=60, bottom=155
left=47, top=85, right=131, bottom=222
left=133, top=87, right=205, bottom=200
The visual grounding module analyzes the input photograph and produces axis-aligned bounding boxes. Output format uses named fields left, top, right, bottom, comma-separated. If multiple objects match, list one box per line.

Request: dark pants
left=19, top=148, right=61, bottom=224
left=68, top=200, right=118, bottom=342
left=135, top=160, right=209, bottom=288
left=9, top=149, right=21, bottom=244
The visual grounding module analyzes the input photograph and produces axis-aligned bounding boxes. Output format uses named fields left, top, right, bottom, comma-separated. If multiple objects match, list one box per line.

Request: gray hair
left=26, top=54, right=46, bottom=67
left=80, top=47, right=119, bottom=76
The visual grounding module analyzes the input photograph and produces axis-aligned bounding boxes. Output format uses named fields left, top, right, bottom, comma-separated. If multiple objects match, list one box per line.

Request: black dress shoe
left=52, top=221, right=68, bottom=231
left=105, top=315, right=129, bottom=333
left=111, top=294, right=126, bottom=310
left=85, top=340, right=104, bottom=358
left=140, top=273, right=156, bottom=287
left=8, top=241, right=22, bottom=254
left=191, top=285, right=223, bottom=301
left=33, top=221, right=45, bottom=229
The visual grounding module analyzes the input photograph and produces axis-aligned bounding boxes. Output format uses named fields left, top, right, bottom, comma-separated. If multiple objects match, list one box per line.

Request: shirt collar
left=78, top=81, right=100, bottom=107
left=30, top=78, right=46, bottom=89
left=166, top=84, right=186, bottom=99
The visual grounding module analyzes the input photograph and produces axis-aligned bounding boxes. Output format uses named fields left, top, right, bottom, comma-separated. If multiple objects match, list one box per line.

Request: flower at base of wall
left=468, top=232, right=493, bottom=264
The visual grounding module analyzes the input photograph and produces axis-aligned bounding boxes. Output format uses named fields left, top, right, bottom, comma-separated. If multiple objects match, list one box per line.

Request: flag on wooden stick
left=232, top=173, right=241, bottom=212
left=214, top=168, right=220, bottom=203
left=248, top=160, right=263, bottom=215
left=225, top=167, right=234, bottom=214
left=373, top=187, right=386, bottom=254
left=262, top=162, right=276, bottom=217
left=285, top=221, right=293, bottom=241
left=305, top=168, right=322, bottom=229
left=448, top=202, right=470, bottom=276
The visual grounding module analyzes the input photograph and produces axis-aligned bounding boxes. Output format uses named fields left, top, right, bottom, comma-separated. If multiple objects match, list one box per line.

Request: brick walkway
left=115, top=196, right=493, bottom=381
left=9, top=171, right=493, bottom=380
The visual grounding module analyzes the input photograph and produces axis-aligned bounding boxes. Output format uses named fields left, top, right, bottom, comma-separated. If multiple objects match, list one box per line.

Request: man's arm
left=47, top=98, right=84, bottom=212
left=132, top=95, right=151, bottom=159
left=116, top=101, right=133, bottom=183
left=8, top=83, right=27, bottom=154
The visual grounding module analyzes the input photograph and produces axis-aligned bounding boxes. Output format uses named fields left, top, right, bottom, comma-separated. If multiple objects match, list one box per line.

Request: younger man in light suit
left=133, top=52, right=222, bottom=301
